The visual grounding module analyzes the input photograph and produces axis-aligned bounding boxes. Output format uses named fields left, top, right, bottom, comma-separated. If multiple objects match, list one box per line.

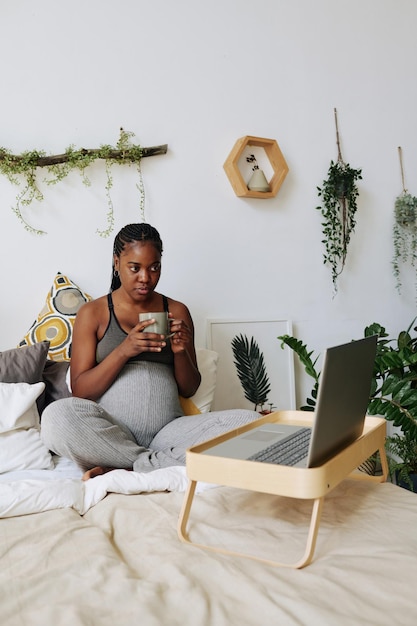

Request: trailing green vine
left=316, top=109, right=362, bottom=294
left=392, top=146, right=417, bottom=297
left=0, top=128, right=167, bottom=236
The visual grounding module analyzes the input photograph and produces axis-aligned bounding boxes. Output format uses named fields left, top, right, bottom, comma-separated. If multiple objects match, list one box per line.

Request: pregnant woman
left=41, top=223, right=259, bottom=478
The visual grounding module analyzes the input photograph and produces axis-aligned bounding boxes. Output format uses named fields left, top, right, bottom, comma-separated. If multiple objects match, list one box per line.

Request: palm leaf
left=231, top=334, right=271, bottom=410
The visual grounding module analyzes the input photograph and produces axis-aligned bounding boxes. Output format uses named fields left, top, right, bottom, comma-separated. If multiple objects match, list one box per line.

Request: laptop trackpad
left=242, top=430, right=287, bottom=442
left=201, top=424, right=301, bottom=460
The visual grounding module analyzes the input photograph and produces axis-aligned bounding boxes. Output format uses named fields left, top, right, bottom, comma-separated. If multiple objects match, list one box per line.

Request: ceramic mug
left=139, top=312, right=173, bottom=336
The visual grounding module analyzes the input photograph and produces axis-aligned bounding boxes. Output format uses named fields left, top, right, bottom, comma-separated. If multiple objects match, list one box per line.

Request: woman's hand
left=167, top=311, right=201, bottom=397
left=168, top=314, right=193, bottom=353
left=123, top=318, right=167, bottom=358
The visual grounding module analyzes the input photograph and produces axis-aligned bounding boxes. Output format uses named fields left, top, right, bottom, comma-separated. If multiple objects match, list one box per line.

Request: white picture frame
left=207, top=319, right=296, bottom=412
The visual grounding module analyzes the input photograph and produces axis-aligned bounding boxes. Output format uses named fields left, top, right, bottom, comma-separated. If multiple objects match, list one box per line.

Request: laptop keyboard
left=247, top=427, right=312, bottom=466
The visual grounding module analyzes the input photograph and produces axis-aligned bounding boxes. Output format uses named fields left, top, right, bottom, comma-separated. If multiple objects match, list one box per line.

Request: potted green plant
left=278, top=319, right=417, bottom=491
left=316, top=108, right=362, bottom=294
left=231, top=334, right=272, bottom=412
left=392, top=146, right=417, bottom=296
left=386, top=430, right=417, bottom=491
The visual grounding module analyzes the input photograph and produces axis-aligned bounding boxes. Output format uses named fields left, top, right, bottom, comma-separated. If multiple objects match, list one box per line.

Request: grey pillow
left=0, top=341, right=50, bottom=383
left=42, top=360, right=71, bottom=408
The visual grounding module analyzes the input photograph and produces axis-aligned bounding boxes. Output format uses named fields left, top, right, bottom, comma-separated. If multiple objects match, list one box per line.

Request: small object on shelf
left=223, top=135, right=288, bottom=198
left=247, top=168, right=270, bottom=192
left=246, top=153, right=270, bottom=192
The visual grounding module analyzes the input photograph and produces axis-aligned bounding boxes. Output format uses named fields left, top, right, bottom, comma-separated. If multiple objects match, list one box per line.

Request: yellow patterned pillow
left=179, top=395, right=201, bottom=416
left=19, top=273, right=92, bottom=362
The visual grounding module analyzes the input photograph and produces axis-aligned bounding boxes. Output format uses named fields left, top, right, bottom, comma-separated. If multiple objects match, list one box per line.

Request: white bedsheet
left=1, top=478, right=416, bottom=626
left=0, top=459, right=209, bottom=518
left=0, top=454, right=83, bottom=483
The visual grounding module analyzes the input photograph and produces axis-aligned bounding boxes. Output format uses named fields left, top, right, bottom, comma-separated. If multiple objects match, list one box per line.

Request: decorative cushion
left=42, top=360, right=71, bottom=409
left=19, top=273, right=92, bottom=362
left=0, top=382, right=53, bottom=472
left=191, top=349, right=219, bottom=413
left=179, top=396, right=201, bottom=416
left=0, top=342, right=49, bottom=384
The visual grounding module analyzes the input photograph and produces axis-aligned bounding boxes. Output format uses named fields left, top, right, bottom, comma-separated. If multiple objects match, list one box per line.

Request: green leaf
left=232, top=334, right=271, bottom=408
left=278, top=335, right=320, bottom=383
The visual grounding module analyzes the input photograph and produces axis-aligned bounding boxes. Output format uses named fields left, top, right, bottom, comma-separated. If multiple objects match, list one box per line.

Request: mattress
left=0, top=465, right=416, bottom=626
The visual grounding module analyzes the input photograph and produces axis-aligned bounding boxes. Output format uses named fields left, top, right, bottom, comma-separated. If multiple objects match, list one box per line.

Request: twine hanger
left=398, top=146, right=407, bottom=193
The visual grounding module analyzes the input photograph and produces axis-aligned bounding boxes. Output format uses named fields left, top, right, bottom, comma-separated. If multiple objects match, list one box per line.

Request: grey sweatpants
left=41, top=397, right=260, bottom=473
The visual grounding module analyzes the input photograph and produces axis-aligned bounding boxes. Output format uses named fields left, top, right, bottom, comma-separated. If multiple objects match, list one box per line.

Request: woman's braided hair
left=111, top=223, right=163, bottom=291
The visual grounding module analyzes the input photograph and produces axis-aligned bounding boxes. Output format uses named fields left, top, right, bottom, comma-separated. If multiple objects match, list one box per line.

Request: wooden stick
left=0, top=144, right=168, bottom=167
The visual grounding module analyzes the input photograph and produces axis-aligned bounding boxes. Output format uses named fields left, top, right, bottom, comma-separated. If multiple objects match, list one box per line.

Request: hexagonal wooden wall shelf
left=223, top=135, right=288, bottom=198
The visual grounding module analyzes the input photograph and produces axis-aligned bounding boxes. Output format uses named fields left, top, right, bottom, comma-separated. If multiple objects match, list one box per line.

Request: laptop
left=202, top=335, right=377, bottom=468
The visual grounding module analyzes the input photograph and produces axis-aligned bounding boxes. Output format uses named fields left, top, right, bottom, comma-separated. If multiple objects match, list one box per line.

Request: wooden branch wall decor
left=0, top=128, right=168, bottom=236
left=0, top=144, right=168, bottom=168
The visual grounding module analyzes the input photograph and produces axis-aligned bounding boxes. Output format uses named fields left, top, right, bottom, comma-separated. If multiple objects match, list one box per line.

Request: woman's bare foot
left=82, top=466, right=114, bottom=481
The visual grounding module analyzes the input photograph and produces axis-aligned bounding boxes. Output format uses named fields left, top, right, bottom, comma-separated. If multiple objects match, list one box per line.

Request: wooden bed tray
left=178, top=410, right=388, bottom=569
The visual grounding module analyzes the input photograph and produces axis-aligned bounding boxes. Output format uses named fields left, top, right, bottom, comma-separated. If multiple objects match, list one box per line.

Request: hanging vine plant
left=0, top=128, right=167, bottom=236
left=392, top=146, right=417, bottom=296
left=316, top=108, right=362, bottom=294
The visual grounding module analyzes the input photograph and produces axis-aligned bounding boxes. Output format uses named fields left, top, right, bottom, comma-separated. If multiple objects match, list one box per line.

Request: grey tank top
left=96, top=293, right=174, bottom=366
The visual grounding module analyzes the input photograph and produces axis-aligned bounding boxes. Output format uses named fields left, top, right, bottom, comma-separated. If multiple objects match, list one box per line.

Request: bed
left=1, top=342, right=417, bottom=625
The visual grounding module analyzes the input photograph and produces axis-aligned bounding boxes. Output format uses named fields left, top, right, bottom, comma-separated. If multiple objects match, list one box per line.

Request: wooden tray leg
left=178, top=480, right=324, bottom=569
left=379, top=444, right=389, bottom=482
left=293, top=496, right=324, bottom=569
left=178, top=479, right=197, bottom=543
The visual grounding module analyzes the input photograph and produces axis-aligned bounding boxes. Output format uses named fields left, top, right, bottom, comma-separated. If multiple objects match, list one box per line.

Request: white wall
left=1, top=0, right=416, bottom=407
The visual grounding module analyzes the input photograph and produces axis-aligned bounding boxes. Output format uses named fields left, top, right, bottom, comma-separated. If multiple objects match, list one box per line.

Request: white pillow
left=0, top=382, right=54, bottom=473
left=191, top=349, right=219, bottom=413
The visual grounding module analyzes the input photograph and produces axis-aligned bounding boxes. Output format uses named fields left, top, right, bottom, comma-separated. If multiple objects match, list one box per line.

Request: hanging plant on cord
left=316, top=108, right=362, bottom=294
left=392, top=146, right=417, bottom=296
